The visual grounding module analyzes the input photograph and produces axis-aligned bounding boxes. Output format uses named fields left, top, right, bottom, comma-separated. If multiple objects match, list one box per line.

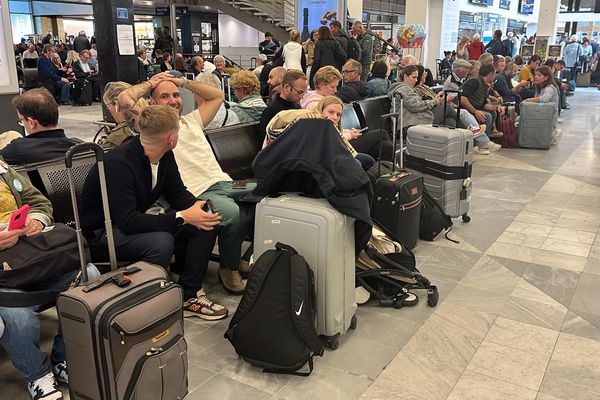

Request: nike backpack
left=224, top=242, right=324, bottom=376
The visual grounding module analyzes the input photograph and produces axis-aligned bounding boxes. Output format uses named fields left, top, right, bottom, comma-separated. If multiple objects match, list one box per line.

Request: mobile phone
left=201, top=199, right=215, bottom=214
left=358, top=126, right=368, bottom=133
left=8, top=204, right=29, bottom=231
left=232, top=180, right=247, bottom=189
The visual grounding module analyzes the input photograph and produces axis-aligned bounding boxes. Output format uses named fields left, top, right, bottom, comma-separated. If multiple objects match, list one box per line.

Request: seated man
left=460, top=63, right=503, bottom=152
left=71, top=49, right=101, bottom=102
left=37, top=45, right=71, bottom=105
left=191, top=56, right=216, bottom=76
left=517, top=54, right=540, bottom=100
left=0, top=88, right=81, bottom=165
left=336, top=59, right=369, bottom=103
left=494, top=60, right=529, bottom=104
left=0, top=159, right=86, bottom=400
left=259, top=69, right=307, bottom=143
left=118, top=73, right=250, bottom=295
left=266, top=66, right=286, bottom=103
left=442, top=58, right=472, bottom=91
left=80, top=105, right=227, bottom=320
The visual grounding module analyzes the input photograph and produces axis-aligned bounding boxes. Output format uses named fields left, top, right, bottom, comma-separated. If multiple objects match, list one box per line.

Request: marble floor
left=2, top=89, right=600, bottom=399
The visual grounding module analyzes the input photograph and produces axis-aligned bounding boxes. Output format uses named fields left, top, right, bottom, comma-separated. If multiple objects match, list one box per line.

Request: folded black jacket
left=252, top=118, right=373, bottom=255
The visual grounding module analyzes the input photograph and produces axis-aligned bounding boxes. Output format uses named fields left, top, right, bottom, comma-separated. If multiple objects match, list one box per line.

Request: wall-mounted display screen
left=519, top=0, right=535, bottom=14
left=500, top=0, right=511, bottom=10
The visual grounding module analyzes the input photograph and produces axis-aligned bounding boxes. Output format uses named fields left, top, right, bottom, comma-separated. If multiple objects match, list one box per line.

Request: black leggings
left=349, top=129, right=394, bottom=161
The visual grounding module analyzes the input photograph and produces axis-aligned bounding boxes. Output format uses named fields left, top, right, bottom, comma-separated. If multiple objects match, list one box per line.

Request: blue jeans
left=53, top=80, right=71, bottom=103
left=0, top=265, right=99, bottom=382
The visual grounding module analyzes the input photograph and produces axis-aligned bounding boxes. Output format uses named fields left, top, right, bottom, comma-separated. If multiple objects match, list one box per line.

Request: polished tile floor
left=2, top=88, right=600, bottom=399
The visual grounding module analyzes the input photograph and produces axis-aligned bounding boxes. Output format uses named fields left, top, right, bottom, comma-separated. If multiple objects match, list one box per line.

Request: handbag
left=0, top=223, right=83, bottom=306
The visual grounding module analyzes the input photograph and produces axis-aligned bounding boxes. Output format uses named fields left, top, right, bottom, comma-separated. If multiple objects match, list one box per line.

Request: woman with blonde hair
left=65, top=50, right=79, bottom=67
left=195, top=72, right=240, bottom=129
left=282, top=29, right=306, bottom=73
left=228, top=70, right=267, bottom=123
left=457, top=36, right=470, bottom=60
left=100, top=81, right=149, bottom=149
left=300, top=65, right=342, bottom=109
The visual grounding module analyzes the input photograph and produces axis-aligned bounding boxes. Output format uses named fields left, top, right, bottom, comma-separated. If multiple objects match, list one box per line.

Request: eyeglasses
left=16, top=117, right=28, bottom=126
left=288, top=85, right=306, bottom=96
left=341, top=69, right=357, bottom=75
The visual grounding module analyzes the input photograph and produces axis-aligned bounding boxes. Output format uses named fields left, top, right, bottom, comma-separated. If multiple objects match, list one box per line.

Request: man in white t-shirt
left=118, top=72, right=249, bottom=295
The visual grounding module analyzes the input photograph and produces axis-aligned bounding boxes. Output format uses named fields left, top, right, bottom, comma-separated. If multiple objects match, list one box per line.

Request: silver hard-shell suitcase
left=253, top=193, right=357, bottom=350
left=518, top=102, right=556, bottom=149
left=57, top=143, right=188, bottom=400
left=404, top=91, right=473, bottom=222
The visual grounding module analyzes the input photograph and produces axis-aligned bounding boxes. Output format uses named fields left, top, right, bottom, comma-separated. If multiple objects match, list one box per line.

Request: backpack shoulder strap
left=289, top=253, right=324, bottom=357
left=0, top=289, right=58, bottom=308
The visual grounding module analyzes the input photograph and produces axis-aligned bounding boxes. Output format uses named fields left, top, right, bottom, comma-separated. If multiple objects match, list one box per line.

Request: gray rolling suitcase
left=253, top=193, right=357, bottom=350
left=518, top=102, right=556, bottom=149
left=56, top=143, right=188, bottom=400
left=404, top=90, right=474, bottom=222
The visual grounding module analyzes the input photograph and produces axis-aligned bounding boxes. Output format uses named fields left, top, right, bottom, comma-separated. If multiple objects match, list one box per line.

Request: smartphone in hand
left=8, top=204, right=29, bottom=231
left=201, top=199, right=215, bottom=214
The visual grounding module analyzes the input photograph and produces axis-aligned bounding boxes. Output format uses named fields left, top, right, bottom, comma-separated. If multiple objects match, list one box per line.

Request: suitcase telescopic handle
left=442, top=89, right=462, bottom=130
left=380, top=112, right=400, bottom=173
left=65, top=142, right=104, bottom=168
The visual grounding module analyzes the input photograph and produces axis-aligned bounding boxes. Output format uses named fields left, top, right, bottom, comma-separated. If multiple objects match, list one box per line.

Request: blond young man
left=80, top=105, right=228, bottom=320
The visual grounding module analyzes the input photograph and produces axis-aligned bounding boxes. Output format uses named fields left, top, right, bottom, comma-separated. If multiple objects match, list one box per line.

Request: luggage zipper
left=121, top=333, right=183, bottom=400
left=111, top=307, right=181, bottom=345
left=97, top=280, right=173, bottom=397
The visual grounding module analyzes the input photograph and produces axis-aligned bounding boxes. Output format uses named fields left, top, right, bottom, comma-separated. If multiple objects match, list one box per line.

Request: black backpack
left=347, top=36, right=362, bottom=61
left=501, top=38, right=512, bottom=57
left=420, top=189, right=459, bottom=243
left=224, top=243, right=324, bottom=376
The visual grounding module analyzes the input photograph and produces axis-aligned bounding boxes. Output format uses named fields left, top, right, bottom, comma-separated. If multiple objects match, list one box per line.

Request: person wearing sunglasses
left=259, top=69, right=308, bottom=143
left=336, top=59, right=369, bottom=103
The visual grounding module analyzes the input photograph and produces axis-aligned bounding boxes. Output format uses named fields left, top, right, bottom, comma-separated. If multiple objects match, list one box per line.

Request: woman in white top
left=282, top=29, right=307, bottom=73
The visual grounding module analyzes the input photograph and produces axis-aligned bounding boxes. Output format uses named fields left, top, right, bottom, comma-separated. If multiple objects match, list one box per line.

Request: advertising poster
left=548, top=45, right=562, bottom=58
left=0, top=0, right=19, bottom=94
left=296, top=0, right=341, bottom=42
left=520, top=44, right=534, bottom=57
left=534, top=36, right=548, bottom=59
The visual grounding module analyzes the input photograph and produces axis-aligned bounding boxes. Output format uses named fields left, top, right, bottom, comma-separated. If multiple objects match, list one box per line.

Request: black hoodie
left=337, top=80, right=369, bottom=103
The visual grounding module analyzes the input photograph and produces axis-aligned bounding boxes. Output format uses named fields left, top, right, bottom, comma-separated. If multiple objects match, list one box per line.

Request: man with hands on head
left=81, top=104, right=228, bottom=321
left=117, top=72, right=251, bottom=296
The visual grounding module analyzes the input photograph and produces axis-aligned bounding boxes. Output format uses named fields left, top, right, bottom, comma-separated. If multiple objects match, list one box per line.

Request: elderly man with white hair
left=191, top=56, right=216, bottom=77
left=253, top=54, right=268, bottom=79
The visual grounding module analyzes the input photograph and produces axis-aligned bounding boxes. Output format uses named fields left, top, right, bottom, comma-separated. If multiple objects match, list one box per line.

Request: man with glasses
left=337, top=59, right=368, bottom=103
left=259, top=69, right=308, bottom=142
left=0, top=88, right=81, bottom=165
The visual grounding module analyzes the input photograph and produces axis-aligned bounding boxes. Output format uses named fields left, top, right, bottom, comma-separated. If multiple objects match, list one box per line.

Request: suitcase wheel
left=462, top=214, right=471, bottom=223
left=427, top=286, right=439, bottom=307
left=326, top=339, right=340, bottom=350
left=350, top=315, right=357, bottom=330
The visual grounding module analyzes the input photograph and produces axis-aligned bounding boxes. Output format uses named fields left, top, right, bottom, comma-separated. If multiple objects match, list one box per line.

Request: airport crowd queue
left=4, top=20, right=600, bottom=400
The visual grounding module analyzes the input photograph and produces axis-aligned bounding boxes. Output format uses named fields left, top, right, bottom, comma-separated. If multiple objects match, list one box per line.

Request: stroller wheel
left=393, top=297, right=405, bottom=309
left=404, top=291, right=419, bottom=307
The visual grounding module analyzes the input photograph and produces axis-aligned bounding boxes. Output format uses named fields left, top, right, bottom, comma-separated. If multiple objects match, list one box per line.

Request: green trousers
left=198, top=181, right=256, bottom=270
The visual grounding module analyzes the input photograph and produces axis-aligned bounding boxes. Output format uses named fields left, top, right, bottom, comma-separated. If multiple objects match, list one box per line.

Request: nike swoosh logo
left=295, top=301, right=303, bottom=316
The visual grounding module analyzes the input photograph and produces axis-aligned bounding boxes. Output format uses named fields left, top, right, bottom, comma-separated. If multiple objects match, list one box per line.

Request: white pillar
left=536, top=0, right=560, bottom=39
left=404, top=0, right=443, bottom=72
left=347, top=0, right=362, bottom=24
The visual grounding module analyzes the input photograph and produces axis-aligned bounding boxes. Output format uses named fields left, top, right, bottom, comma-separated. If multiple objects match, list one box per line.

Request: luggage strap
left=404, top=154, right=472, bottom=180
left=82, top=266, right=141, bottom=293
left=263, top=356, right=315, bottom=376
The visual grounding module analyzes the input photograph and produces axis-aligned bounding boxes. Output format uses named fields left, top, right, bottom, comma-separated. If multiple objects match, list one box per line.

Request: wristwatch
left=175, top=211, right=184, bottom=226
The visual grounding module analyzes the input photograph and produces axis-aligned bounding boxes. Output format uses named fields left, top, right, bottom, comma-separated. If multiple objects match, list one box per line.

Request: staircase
left=203, top=0, right=295, bottom=39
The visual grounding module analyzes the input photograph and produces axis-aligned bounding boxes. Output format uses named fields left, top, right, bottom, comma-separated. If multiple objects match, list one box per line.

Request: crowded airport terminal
left=1, top=0, right=600, bottom=398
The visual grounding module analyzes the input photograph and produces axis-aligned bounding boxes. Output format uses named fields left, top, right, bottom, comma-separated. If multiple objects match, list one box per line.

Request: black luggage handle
left=438, top=89, right=462, bottom=130
left=65, top=142, right=104, bottom=168
left=379, top=111, right=401, bottom=174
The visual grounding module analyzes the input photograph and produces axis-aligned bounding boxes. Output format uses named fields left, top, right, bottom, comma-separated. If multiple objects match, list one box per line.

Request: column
left=0, top=0, right=22, bottom=133
left=92, top=0, right=137, bottom=121
left=536, top=0, right=560, bottom=38
left=404, top=0, right=443, bottom=72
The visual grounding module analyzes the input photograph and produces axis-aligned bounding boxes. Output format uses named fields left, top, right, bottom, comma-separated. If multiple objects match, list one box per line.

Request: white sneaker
left=28, top=372, right=62, bottom=400
left=473, top=146, right=490, bottom=155
left=481, top=142, right=502, bottom=152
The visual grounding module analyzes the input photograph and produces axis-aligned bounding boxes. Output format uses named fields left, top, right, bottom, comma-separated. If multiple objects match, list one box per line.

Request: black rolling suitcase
left=72, top=79, right=93, bottom=106
left=369, top=95, right=423, bottom=250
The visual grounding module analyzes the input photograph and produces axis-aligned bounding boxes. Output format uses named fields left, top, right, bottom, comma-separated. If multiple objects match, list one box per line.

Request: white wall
left=62, top=19, right=93, bottom=38
left=218, top=14, right=262, bottom=48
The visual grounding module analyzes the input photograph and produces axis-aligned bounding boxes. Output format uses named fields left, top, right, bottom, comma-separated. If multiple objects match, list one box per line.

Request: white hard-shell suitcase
left=404, top=91, right=474, bottom=222
left=253, top=193, right=357, bottom=350
left=518, top=102, right=556, bottom=149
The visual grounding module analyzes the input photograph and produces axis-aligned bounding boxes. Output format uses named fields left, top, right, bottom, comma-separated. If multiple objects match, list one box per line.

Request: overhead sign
left=176, top=7, right=189, bottom=17
left=116, top=7, right=128, bottom=20
left=155, top=7, right=169, bottom=16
